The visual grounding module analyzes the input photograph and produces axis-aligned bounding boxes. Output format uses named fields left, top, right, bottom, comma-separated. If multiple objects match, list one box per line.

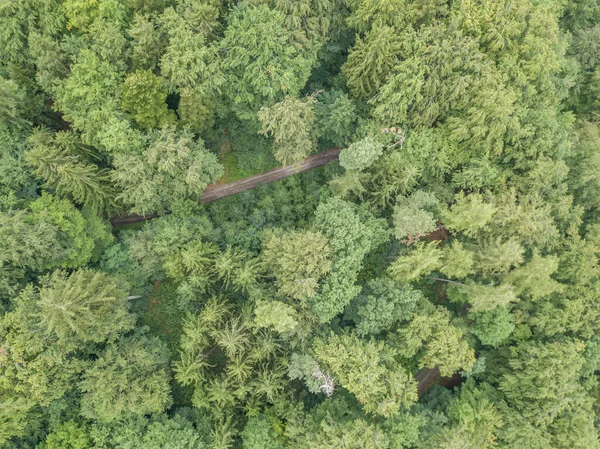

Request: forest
left=2, top=0, right=600, bottom=447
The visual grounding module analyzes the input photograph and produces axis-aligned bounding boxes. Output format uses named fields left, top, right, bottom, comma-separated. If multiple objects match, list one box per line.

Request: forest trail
left=110, top=147, right=341, bottom=226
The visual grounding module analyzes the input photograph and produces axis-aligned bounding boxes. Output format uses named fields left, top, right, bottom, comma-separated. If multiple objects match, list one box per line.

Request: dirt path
left=110, top=147, right=340, bottom=226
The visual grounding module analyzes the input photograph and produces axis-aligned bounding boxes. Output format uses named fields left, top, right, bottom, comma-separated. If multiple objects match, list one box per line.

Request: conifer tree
left=26, top=128, right=117, bottom=210
left=258, top=96, right=317, bottom=165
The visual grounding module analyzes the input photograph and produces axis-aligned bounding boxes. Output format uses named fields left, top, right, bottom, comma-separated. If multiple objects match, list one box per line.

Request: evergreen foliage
left=3, top=0, right=600, bottom=446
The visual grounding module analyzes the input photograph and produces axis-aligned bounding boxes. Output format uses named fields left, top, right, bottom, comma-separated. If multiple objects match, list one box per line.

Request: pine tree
left=37, top=269, right=135, bottom=347
left=26, top=128, right=117, bottom=210
left=258, top=96, right=317, bottom=165
left=313, top=332, right=418, bottom=416
left=262, top=229, right=332, bottom=301
left=79, top=332, right=172, bottom=422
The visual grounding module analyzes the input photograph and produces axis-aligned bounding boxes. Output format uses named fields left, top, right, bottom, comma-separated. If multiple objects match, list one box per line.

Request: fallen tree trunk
left=200, top=147, right=341, bottom=204
left=110, top=147, right=340, bottom=226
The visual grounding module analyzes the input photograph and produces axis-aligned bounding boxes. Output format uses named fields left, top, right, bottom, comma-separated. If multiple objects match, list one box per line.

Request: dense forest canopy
left=2, top=0, right=600, bottom=447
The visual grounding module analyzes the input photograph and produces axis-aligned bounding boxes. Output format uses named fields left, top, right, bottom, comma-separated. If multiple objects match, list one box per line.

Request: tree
left=388, top=241, right=443, bottom=283
left=37, top=269, right=135, bottom=347
left=128, top=13, right=164, bottom=71
left=504, top=252, right=564, bottom=300
left=498, top=339, right=588, bottom=431
left=342, top=25, right=403, bottom=100
left=43, top=420, right=91, bottom=449
left=121, top=70, right=175, bottom=130
left=112, top=127, right=223, bottom=215
left=0, top=210, right=68, bottom=271
left=0, top=77, right=28, bottom=129
left=420, top=380, right=503, bottom=449
left=26, top=128, right=117, bottom=210
left=159, top=6, right=222, bottom=93
left=345, top=278, right=422, bottom=335
left=52, top=49, right=122, bottom=146
left=313, top=333, right=418, bottom=416
left=470, top=307, right=515, bottom=348
left=262, top=229, right=332, bottom=301
left=218, top=3, right=316, bottom=109
left=174, top=298, right=286, bottom=419
left=311, top=197, right=389, bottom=322
left=440, top=192, right=496, bottom=238
left=288, top=353, right=335, bottom=396
left=440, top=241, right=475, bottom=279
left=254, top=300, right=301, bottom=335
left=339, top=136, right=384, bottom=172
left=395, top=302, right=475, bottom=376
left=316, top=89, right=358, bottom=146
left=241, top=415, right=283, bottom=449
left=79, top=332, right=172, bottom=422
left=258, top=96, right=317, bottom=165
left=29, top=192, right=113, bottom=269
left=392, top=190, right=439, bottom=242
left=0, top=286, right=87, bottom=406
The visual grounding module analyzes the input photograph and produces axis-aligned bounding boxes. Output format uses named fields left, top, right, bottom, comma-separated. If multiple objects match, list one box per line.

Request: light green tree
left=262, top=229, right=331, bottom=301
left=112, top=127, right=223, bottom=215
left=313, top=333, right=418, bottom=416
left=122, top=70, right=175, bottom=130
left=395, top=303, right=475, bottom=376
left=219, top=3, right=316, bottom=109
left=342, top=25, right=403, bottom=100
left=79, top=332, right=172, bottom=422
left=339, top=136, right=384, bottom=171
left=392, top=190, right=439, bottom=242
left=258, top=96, right=317, bottom=165
left=37, top=269, right=135, bottom=347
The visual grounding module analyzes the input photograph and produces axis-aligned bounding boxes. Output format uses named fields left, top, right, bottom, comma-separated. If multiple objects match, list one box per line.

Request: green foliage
left=29, top=192, right=112, bottom=269
left=345, top=278, right=422, bottom=335
left=441, top=192, right=496, bottom=238
left=219, top=3, right=317, bottom=108
left=498, top=339, right=588, bottom=432
left=288, top=353, right=333, bottom=395
left=112, top=127, right=223, bottom=215
left=395, top=303, right=475, bottom=376
left=259, top=96, right=317, bottom=165
left=122, top=69, right=175, bottom=130
left=440, top=241, right=475, bottom=279
left=26, top=128, right=117, bottom=210
left=3, top=0, right=600, bottom=445
left=342, top=25, right=402, bottom=100
left=37, top=269, right=135, bottom=347
left=392, top=190, right=439, bottom=242
left=44, top=420, right=91, bottom=449
left=313, top=333, right=418, bottom=416
left=262, top=229, right=331, bottom=301
left=174, top=298, right=286, bottom=419
left=311, top=197, right=389, bottom=322
left=470, top=307, right=515, bottom=348
left=420, top=380, right=503, bottom=449
left=159, top=6, right=222, bottom=93
left=316, top=89, right=358, bottom=146
left=80, top=332, right=172, bottom=422
left=254, top=300, right=300, bottom=335
left=388, top=241, right=443, bottom=283
left=241, top=415, right=283, bottom=449
left=339, top=136, right=384, bottom=171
